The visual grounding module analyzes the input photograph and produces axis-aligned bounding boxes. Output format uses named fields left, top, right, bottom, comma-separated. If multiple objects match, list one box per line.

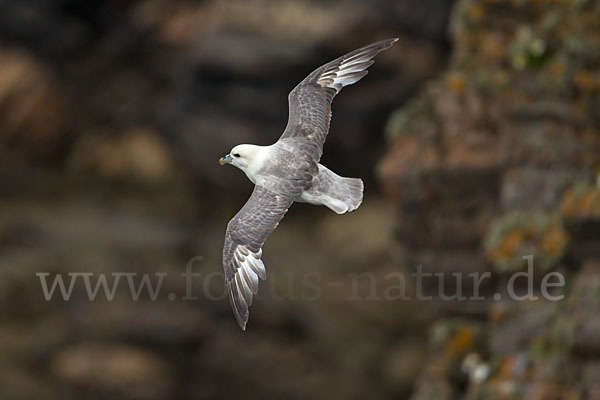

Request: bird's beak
left=219, top=154, right=233, bottom=165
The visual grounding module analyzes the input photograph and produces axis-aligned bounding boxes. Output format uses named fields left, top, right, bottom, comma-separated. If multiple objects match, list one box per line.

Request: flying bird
left=219, top=38, right=398, bottom=330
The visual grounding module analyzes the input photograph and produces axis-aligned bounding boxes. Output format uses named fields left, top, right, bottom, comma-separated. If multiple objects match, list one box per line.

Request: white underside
left=234, top=146, right=362, bottom=215
left=296, top=188, right=359, bottom=215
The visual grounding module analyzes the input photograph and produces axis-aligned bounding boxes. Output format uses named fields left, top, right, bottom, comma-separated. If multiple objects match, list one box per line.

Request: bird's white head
left=219, top=144, right=260, bottom=172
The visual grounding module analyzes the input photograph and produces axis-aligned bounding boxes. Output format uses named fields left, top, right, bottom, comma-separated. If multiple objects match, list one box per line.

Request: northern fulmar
left=219, top=38, right=397, bottom=330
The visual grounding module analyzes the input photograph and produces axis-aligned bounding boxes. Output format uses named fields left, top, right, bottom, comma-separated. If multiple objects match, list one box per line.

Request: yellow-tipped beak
left=219, top=154, right=232, bottom=165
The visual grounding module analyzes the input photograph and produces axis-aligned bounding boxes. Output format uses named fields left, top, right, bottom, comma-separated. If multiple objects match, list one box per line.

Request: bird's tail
left=297, top=164, right=364, bottom=214
left=338, top=177, right=364, bottom=213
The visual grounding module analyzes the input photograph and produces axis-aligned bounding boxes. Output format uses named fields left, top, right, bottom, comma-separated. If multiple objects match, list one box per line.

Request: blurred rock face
left=0, top=0, right=452, bottom=192
left=0, top=48, right=68, bottom=159
left=379, top=0, right=600, bottom=294
left=379, top=0, right=600, bottom=398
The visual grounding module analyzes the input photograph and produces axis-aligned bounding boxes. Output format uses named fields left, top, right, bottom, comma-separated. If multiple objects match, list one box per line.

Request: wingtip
left=385, top=38, right=399, bottom=47
left=373, top=38, right=398, bottom=51
left=228, top=284, right=250, bottom=331
left=234, top=310, right=249, bottom=331
left=237, top=313, right=248, bottom=331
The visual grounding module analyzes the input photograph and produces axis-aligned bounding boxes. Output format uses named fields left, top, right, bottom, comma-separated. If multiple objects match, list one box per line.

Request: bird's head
left=219, top=144, right=257, bottom=171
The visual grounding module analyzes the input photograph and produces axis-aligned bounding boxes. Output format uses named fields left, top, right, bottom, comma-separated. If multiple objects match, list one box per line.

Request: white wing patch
left=317, top=56, right=375, bottom=93
left=228, top=245, right=266, bottom=330
left=233, top=246, right=265, bottom=290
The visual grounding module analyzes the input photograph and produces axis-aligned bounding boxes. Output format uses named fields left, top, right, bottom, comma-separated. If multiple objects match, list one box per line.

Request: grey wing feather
left=223, top=185, right=294, bottom=330
left=280, top=38, right=398, bottom=161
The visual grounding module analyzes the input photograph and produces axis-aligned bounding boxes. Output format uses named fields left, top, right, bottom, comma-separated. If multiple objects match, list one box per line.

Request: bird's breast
left=244, top=170, right=258, bottom=184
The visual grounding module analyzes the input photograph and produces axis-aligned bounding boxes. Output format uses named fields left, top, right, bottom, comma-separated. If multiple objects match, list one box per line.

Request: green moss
left=384, top=91, right=437, bottom=142
left=384, top=102, right=420, bottom=142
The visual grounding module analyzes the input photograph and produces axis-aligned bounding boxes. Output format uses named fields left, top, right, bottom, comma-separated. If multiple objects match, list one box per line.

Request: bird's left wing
left=222, top=185, right=294, bottom=330
left=279, top=38, right=397, bottom=162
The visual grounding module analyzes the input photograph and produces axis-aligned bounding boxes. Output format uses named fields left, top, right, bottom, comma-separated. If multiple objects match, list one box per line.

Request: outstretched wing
left=280, top=38, right=397, bottom=161
left=222, top=185, right=294, bottom=330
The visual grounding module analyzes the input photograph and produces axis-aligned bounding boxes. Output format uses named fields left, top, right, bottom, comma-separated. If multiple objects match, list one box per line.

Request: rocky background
left=380, top=0, right=600, bottom=398
left=0, top=0, right=599, bottom=399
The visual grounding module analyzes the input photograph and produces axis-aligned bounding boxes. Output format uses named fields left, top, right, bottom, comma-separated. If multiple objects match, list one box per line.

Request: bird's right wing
left=222, top=185, right=294, bottom=330
left=279, top=38, right=397, bottom=162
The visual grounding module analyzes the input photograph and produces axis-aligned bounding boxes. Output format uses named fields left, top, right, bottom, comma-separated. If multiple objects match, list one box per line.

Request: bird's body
left=219, top=39, right=398, bottom=329
left=227, top=142, right=363, bottom=213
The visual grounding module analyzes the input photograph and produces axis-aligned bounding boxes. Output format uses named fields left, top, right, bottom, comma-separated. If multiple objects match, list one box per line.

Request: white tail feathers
left=296, top=164, right=364, bottom=214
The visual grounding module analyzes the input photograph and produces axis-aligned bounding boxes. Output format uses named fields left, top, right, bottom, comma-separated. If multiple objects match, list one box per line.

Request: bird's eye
left=233, top=153, right=241, bottom=158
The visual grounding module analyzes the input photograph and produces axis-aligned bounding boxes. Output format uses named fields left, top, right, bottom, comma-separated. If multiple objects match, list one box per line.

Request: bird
left=219, top=38, right=398, bottom=330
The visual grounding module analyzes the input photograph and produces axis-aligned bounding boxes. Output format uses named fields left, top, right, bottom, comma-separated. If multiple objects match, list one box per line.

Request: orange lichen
left=489, top=304, right=509, bottom=323
left=561, top=183, right=600, bottom=218
left=573, top=69, right=598, bottom=92
left=494, top=356, right=517, bottom=380
left=541, top=226, right=569, bottom=257
left=485, top=213, right=568, bottom=272
left=560, top=188, right=576, bottom=215
left=481, top=34, right=505, bottom=64
left=489, top=228, right=523, bottom=261
left=466, top=3, right=485, bottom=22
left=444, top=326, right=474, bottom=358
left=447, top=74, right=467, bottom=94
left=548, top=60, right=564, bottom=78
left=579, top=190, right=597, bottom=213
